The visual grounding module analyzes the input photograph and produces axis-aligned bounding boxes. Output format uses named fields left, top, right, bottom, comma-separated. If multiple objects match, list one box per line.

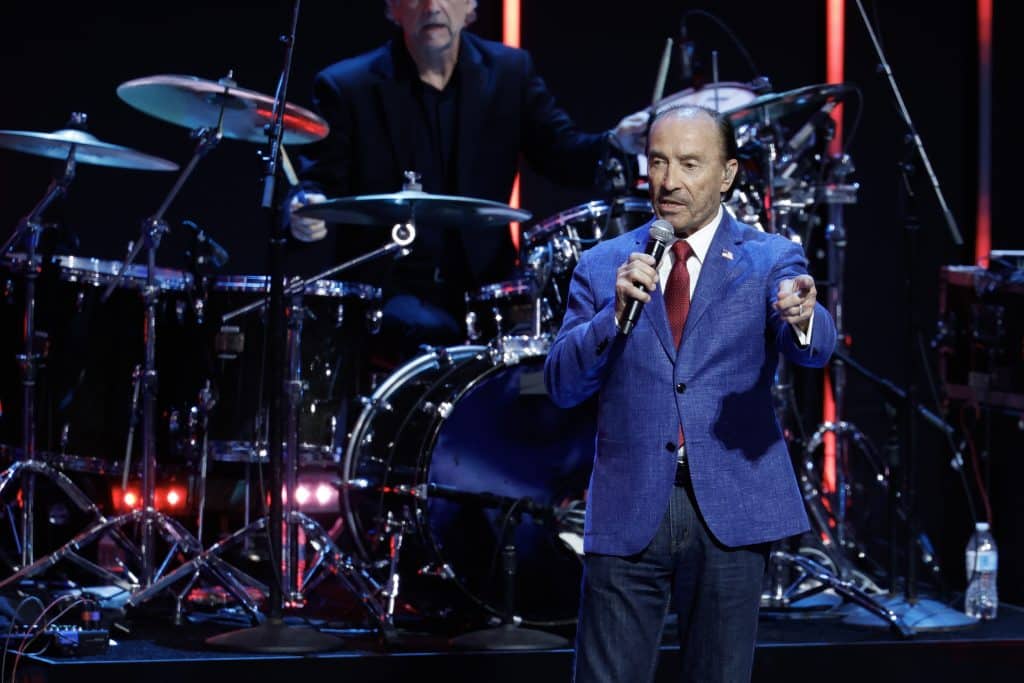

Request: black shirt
left=389, top=47, right=466, bottom=311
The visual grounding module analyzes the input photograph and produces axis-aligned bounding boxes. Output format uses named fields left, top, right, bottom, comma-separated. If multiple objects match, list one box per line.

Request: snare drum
left=200, top=275, right=382, bottom=465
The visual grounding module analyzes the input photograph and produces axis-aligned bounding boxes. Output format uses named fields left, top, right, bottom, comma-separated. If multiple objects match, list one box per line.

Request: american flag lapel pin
left=721, top=248, right=734, bottom=260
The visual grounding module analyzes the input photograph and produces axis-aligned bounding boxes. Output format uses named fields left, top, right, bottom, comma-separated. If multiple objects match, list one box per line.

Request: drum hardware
left=125, top=284, right=394, bottom=633
left=79, top=104, right=231, bottom=596
left=755, top=131, right=918, bottom=633
left=422, top=484, right=570, bottom=650
left=1, top=80, right=285, bottom=602
left=342, top=341, right=595, bottom=631
left=522, top=197, right=653, bottom=331
left=0, top=112, right=178, bottom=571
left=133, top=225, right=407, bottom=631
left=838, top=3, right=967, bottom=634
left=118, top=65, right=400, bottom=643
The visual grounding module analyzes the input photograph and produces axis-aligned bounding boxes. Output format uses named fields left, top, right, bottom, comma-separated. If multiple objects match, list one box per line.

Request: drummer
left=288, top=0, right=648, bottom=362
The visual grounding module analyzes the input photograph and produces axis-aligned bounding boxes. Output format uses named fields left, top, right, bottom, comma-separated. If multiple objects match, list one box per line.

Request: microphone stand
left=840, top=0, right=972, bottom=631
left=205, top=0, right=342, bottom=653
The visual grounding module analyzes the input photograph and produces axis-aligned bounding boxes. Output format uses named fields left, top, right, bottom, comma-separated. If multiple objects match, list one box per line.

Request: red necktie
left=664, top=240, right=693, bottom=349
left=664, top=240, right=693, bottom=447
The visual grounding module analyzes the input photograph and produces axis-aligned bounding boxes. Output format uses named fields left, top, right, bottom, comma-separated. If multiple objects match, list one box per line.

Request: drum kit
left=0, top=69, right=898, bottom=639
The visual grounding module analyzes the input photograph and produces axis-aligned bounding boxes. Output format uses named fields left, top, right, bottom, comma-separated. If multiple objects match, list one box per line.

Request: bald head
left=647, top=105, right=737, bottom=166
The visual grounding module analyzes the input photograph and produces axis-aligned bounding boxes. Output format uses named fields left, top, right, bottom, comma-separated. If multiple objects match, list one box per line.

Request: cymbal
left=117, top=74, right=329, bottom=145
left=0, top=127, right=179, bottom=171
left=654, top=81, right=759, bottom=115
left=724, top=82, right=855, bottom=129
left=295, top=190, right=532, bottom=228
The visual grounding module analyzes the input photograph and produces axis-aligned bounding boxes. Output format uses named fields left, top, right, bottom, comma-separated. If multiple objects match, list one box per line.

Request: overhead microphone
left=779, top=101, right=839, bottom=179
left=182, top=219, right=230, bottom=268
left=620, top=219, right=675, bottom=336
left=679, top=20, right=695, bottom=84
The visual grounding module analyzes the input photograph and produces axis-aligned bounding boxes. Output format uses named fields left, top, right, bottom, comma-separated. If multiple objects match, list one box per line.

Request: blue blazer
left=544, top=212, right=837, bottom=553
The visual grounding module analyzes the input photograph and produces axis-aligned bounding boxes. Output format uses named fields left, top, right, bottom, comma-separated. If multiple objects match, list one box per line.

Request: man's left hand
left=774, top=274, right=816, bottom=333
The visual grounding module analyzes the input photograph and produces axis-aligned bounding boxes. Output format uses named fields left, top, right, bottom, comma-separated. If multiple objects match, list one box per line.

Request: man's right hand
left=289, top=191, right=328, bottom=242
left=615, top=252, right=659, bottom=324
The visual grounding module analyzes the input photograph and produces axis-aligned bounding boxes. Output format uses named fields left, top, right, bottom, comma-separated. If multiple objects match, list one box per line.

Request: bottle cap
left=976, top=522, right=990, bottom=531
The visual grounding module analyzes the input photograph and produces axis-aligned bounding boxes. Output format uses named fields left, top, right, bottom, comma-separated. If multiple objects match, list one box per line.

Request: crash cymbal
left=295, top=190, right=532, bottom=228
left=117, top=74, right=329, bottom=145
left=0, top=127, right=179, bottom=171
left=724, top=82, right=855, bottom=129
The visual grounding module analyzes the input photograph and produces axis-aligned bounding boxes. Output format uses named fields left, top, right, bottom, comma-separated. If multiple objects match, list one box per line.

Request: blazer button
left=675, top=382, right=687, bottom=394
left=665, top=441, right=676, bottom=452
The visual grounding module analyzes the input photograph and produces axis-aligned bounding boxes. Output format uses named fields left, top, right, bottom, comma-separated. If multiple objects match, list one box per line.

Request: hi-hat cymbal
left=295, top=190, right=532, bottom=228
left=0, top=127, right=179, bottom=171
left=724, top=82, right=855, bottom=129
left=117, top=74, right=329, bottom=145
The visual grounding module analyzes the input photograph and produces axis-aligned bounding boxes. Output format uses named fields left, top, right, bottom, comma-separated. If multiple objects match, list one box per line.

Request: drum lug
left=417, top=562, right=456, bottom=581
left=359, top=395, right=392, bottom=413
left=420, top=401, right=452, bottom=419
left=465, top=311, right=480, bottom=341
left=366, top=307, right=382, bottom=335
left=192, top=296, right=205, bottom=325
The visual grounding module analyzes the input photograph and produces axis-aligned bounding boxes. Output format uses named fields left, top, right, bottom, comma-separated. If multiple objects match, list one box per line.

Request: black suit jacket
left=294, top=31, right=611, bottom=292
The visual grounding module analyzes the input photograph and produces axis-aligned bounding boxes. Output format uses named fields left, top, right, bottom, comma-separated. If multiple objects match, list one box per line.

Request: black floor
left=6, top=600, right=1024, bottom=683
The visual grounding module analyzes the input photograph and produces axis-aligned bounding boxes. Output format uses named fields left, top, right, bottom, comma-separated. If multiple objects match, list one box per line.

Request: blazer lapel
left=454, top=35, right=488, bottom=194
left=373, top=42, right=415, bottom=189
left=679, top=213, right=748, bottom=349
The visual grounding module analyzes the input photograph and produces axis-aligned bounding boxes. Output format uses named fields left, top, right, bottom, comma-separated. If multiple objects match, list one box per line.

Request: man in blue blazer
left=545, top=105, right=837, bottom=682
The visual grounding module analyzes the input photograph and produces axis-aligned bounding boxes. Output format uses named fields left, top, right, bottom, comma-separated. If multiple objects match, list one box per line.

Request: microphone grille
left=649, top=219, right=675, bottom=244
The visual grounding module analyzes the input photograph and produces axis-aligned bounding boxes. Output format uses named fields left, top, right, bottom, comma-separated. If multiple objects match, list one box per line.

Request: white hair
left=385, top=1, right=478, bottom=27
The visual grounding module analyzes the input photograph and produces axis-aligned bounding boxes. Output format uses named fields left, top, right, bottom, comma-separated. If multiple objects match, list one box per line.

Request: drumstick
left=651, top=37, right=674, bottom=109
left=280, top=143, right=311, bottom=206
left=279, top=144, right=300, bottom=186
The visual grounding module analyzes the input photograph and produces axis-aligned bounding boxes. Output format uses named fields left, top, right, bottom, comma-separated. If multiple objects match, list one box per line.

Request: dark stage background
left=1, top=2, right=1019, bottom=603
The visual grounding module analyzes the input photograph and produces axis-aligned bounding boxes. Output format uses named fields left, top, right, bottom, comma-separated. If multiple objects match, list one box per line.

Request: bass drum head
left=343, top=344, right=596, bottom=627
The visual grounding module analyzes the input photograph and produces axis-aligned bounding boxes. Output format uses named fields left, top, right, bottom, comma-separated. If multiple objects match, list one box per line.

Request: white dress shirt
left=658, top=205, right=813, bottom=346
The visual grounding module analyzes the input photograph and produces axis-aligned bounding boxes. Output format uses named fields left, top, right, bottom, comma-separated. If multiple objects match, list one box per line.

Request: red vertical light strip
left=504, top=0, right=522, bottom=255
left=826, top=0, right=845, bottom=157
left=976, top=0, right=992, bottom=268
left=821, top=0, right=846, bottom=493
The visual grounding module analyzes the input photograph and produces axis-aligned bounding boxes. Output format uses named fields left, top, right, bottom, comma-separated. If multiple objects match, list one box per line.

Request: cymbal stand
left=0, top=135, right=109, bottom=570
left=758, top=137, right=916, bottom=634
left=0, top=122, right=244, bottom=601
left=131, top=234, right=415, bottom=630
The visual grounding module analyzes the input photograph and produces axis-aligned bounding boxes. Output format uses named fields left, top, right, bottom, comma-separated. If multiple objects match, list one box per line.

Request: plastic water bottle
left=964, top=522, right=998, bottom=620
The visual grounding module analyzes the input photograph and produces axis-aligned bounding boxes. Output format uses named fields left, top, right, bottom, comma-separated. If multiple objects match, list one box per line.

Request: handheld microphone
left=182, top=219, right=230, bottom=268
left=620, top=219, right=674, bottom=335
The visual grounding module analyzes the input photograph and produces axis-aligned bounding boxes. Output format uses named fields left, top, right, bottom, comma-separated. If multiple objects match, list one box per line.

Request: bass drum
left=342, top=340, right=596, bottom=626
